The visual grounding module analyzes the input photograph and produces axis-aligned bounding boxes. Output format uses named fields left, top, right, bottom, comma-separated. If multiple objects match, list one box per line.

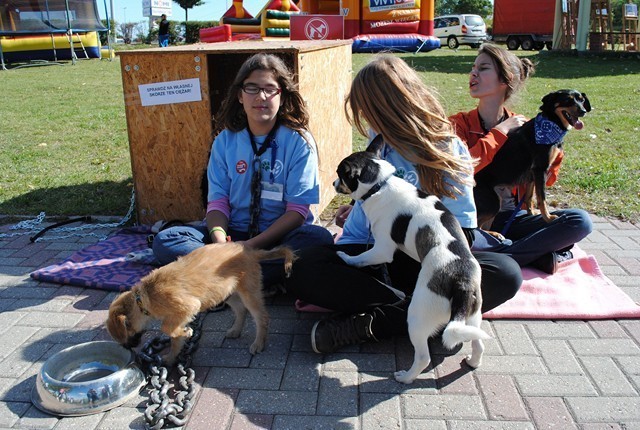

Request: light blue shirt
left=208, top=126, right=320, bottom=233
left=337, top=138, right=477, bottom=245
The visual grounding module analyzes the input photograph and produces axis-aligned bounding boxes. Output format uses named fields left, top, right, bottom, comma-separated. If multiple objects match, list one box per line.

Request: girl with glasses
left=152, top=53, right=333, bottom=290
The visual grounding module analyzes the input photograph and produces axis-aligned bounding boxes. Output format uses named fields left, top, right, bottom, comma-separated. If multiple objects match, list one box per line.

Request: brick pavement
left=0, top=214, right=638, bottom=429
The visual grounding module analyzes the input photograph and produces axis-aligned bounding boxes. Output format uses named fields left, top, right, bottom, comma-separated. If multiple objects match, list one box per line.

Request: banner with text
left=368, top=0, right=416, bottom=12
left=139, top=78, right=201, bottom=107
left=143, top=0, right=172, bottom=17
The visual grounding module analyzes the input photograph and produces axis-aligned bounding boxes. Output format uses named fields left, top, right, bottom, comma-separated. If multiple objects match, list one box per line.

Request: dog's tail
left=441, top=289, right=489, bottom=350
left=442, top=321, right=490, bottom=350
left=250, top=246, right=297, bottom=277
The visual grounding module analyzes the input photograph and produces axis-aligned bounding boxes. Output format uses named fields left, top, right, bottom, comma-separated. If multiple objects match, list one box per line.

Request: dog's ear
left=340, top=160, right=358, bottom=180
left=581, top=93, right=591, bottom=112
left=336, top=158, right=361, bottom=194
left=359, top=158, right=382, bottom=185
left=365, top=134, right=385, bottom=158
left=112, top=314, right=129, bottom=339
left=540, top=92, right=558, bottom=113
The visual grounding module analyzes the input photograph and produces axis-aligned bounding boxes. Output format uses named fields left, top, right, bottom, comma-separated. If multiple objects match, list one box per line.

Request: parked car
left=433, top=14, right=488, bottom=49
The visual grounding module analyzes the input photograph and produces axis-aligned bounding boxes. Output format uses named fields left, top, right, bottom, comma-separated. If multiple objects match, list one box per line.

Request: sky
left=97, top=0, right=266, bottom=26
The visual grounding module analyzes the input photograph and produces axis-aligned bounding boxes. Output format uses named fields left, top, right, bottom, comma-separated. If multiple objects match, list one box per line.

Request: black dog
left=474, top=89, right=591, bottom=231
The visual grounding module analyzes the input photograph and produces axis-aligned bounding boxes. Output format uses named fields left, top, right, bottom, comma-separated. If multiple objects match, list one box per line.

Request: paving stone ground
left=0, top=214, right=639, bottom=429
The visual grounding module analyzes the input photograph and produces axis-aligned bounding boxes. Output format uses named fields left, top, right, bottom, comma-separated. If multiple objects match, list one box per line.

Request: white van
left=434, top=14, right=488, bottom=49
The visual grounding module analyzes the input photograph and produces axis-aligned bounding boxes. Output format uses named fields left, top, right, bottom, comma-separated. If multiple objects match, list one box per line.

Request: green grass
left=1, top=48, right=639, bottom=222
left=1, top=58, right=131, bottom=217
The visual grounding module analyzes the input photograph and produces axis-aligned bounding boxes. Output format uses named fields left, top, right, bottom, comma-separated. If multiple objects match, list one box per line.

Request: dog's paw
left=183, top=327, right=194, bottom=337
left=485, top=230, right=506, bottom=241
left=464, top=354, right=482, bottom=369
left=336, top=250, right=352, bottom=264
left=225, top=327, right=241, bottom=338
left=249, top=339, right=265, bottom=355
left=393, top=370, right=416, bottom=384
left=284, top=260, right=294, bottom=278
left=336, top=251, right=366, bottom=267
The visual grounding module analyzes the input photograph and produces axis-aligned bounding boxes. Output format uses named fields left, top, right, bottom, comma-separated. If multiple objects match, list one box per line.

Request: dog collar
left=361, top=175, right=392, bottom=201
left=134, top=291, right=150, bottom=316
left=534, top=114, right=567, bottom=145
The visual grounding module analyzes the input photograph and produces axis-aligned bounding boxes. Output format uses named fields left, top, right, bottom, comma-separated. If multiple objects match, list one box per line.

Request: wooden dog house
left=118, top=40, right=352, bottom=225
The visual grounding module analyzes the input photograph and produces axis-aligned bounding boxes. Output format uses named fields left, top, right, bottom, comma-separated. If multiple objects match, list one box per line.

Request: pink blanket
left=485, top=254, right=640, bottom=319
left=297, top=248, right=640, bottom=320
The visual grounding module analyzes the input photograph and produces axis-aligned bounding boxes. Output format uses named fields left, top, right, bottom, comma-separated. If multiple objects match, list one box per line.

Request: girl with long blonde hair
left=286, top=55, right=522, bottom=354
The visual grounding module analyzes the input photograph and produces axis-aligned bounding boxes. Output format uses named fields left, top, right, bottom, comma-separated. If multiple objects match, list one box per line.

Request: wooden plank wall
left=120, top=52, right=212, bottom=225
left=119, top=41, right=352, bottom=225
left=297, top=44, right=353, bottom=221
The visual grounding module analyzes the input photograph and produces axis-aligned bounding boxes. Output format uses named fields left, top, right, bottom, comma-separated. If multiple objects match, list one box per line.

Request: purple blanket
left=30, top=226, right=154, bottom=292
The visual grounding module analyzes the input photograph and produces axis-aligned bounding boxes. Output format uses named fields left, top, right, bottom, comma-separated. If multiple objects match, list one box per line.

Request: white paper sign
left=138, top=78, right=202, bottom=107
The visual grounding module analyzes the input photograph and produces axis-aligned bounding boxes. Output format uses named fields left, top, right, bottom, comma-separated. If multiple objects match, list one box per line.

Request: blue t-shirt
left=337, top=138, right=477, bottom=245
left=208, top=126, right=320, bottom=233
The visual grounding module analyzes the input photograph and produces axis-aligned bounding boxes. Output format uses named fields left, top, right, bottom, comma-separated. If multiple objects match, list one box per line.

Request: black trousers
left=285, top=243, right=522, bottom=339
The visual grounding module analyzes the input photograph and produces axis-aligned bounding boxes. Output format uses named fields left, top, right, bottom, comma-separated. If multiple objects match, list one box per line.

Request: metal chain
left=136, top=312, right=205, bottom=429
left=0, top=190, right=135, bottom=241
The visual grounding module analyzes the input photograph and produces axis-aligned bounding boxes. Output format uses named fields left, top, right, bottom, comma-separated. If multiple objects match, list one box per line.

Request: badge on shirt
left=236, top=160, right=248, bottom=174
left=261, top=182, right=283, bottom=201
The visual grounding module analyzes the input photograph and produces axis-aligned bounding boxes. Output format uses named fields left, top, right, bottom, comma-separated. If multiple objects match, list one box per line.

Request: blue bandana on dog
left=534, top=114, right=567, bottom=145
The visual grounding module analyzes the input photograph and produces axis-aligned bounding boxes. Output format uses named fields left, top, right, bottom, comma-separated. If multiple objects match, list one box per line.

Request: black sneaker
left=529, top=252, right=558, bottom=274
left=311, top=313, right=377, bottom=354
left=557, top=250, right=574, bottom=263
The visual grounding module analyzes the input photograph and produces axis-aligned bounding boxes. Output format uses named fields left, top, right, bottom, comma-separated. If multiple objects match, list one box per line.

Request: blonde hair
left=345, top=54, right=473, bottom=199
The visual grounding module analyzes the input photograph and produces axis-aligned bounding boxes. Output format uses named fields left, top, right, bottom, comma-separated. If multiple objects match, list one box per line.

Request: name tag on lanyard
left=261, top=181, right=283, bottom=201
left=250, top=125, right=283, bottom=202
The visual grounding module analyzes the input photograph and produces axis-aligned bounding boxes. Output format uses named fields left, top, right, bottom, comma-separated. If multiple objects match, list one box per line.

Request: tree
left=118, top=22, right=143, bottom=44
left=173, top=0, right=205, bottom=26
left=435, top=0, right=492, bottom=17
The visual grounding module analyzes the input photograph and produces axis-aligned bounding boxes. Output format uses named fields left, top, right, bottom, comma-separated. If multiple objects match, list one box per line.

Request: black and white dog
left=334, top=142, right=489, bottom=384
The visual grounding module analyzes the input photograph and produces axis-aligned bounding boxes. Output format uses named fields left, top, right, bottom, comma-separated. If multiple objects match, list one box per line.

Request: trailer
left=491, top=0, right=556, bottom=50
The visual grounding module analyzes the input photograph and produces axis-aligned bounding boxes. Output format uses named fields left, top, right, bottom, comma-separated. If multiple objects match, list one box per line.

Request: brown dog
left=106, top=242, right=295, bottom=365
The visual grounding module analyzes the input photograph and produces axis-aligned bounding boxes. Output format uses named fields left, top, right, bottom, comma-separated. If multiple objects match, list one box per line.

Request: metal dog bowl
left=31, top=341, right=146, bottom=416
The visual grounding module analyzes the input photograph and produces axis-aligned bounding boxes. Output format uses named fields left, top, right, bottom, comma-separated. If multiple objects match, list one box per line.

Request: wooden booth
left=118, top=40, right=353, bottom=225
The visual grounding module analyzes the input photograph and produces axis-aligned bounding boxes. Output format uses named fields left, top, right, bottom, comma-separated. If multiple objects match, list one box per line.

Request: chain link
left=136, top=312, right=205, bottom=429
left=0, top=190, right=135, bottom=241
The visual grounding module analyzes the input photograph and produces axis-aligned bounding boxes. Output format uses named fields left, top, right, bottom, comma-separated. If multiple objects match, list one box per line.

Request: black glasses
left=241, top=85, right=281, bottom=97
